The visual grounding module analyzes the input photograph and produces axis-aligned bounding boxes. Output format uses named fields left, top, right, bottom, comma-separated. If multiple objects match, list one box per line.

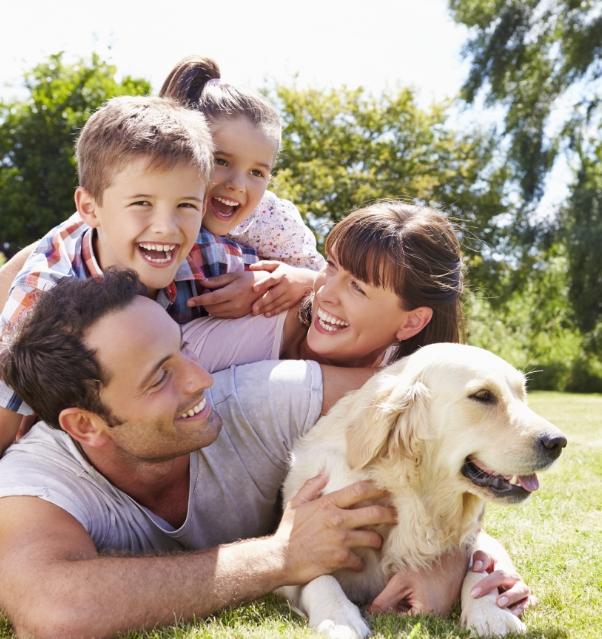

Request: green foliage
left=0, top=53, right=150, bottom=255
left=450, top=0, right=602, bottom=202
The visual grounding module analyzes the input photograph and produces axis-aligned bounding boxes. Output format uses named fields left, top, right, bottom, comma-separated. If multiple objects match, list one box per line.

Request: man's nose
left=182, top=356, right=213, bottom=394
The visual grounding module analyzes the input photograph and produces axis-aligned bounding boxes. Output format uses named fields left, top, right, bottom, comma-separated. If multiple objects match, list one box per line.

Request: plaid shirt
left=0, top=214, right=257, bottom=414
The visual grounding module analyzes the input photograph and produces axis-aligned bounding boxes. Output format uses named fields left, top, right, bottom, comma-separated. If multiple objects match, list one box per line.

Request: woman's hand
left=470, top=549, right=536, bottom=616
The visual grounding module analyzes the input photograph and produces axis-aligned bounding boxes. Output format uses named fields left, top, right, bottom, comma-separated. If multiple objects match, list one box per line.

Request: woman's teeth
left=180, top=397, right=206, bottom=419
left=138, top=242, right=177, bottom=264
left=317, top=308, right=349, bottom=332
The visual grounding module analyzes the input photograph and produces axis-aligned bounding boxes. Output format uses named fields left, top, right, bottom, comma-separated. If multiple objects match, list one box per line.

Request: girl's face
left=305, top=253, right=425, bottom=367
left=204, top=116, right=278, bottom=236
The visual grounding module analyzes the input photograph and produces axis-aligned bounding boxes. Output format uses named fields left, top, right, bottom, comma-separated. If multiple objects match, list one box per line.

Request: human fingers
left=340, top=503, right=397, bottom=529
left=249, top=259, right=280, bottom=273
left=509, top=594, right=537, bottom=617
left=470, top=569, right=522, bottom=598
left=470, top=549, right=495, bottom=573
left=252, top=288, right=290, bottom=316
left=344, top=529, right=383, bottom=551
left=188, top=289, right=231, bottom=307
left=495, top=581, right=532, bottom=611
left=288, top=474, right=329, bottom=507
left=252, top=272, right=282, bottom=295
left=327, top=480, right=389, bottom=509
left=201, top=273, right=240, bottom=288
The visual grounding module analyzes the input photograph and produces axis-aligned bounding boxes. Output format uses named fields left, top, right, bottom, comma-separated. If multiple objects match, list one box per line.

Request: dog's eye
left=469, top=389, right=496, bottom=404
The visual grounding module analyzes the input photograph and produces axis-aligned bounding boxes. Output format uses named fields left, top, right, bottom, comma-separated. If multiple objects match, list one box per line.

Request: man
left=0, top=269, right=395, bottom=637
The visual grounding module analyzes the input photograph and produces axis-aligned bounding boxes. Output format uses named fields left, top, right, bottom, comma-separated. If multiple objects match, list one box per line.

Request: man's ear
left=74, top=187, right=101, bottom=228
left=396, top=307, right=433, bottom=342
left=58, top=407, right=110, bottom=448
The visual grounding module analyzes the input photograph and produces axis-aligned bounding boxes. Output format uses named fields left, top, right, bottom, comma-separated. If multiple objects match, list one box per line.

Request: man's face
left=84, top=296, right=221, bottom=462
left=80, top=157, right=206, bottom=297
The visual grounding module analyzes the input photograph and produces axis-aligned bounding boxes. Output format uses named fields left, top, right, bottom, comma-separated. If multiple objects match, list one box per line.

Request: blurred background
left=1, top=0, right=600, bottom=391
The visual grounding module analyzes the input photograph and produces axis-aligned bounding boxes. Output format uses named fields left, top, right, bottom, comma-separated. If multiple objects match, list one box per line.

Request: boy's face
left=77, top=158, right=205, bottom=297
left=204, top=116, right=277, bottom=236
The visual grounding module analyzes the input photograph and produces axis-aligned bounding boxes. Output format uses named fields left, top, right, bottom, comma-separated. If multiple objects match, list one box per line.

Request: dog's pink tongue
left=518, top=474, right=539, bottom=492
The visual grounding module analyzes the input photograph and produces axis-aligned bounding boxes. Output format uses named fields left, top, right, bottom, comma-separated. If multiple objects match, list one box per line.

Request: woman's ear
left=74, top=187, right=100, bottom=228
left=58, top=407, right=110, bottom=448
left=395, top=307, right=433, bottom=342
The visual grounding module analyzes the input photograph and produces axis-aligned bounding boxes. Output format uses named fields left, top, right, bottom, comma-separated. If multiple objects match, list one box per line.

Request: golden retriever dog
left=280, top=343, right=566, bottom=638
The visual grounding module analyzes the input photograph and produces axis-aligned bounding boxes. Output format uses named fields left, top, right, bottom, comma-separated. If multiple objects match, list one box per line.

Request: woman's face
left=305, top=252, right=417, bottom=367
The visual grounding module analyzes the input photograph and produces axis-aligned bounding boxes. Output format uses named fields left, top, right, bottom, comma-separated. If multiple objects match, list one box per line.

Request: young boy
left=0, top=95, right=220, bottom=450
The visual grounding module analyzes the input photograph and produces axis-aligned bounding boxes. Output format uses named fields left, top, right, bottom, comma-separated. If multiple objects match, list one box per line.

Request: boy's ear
left=58, top=407, right=110, bottom=448
left=395, top=307, right=433, bottom=342
left=74, top=187, right=101, bottom=228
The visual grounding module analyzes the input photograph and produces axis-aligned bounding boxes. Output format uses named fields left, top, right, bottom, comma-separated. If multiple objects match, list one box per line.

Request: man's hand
left=186, top=271, right=262, bottom=318
left=368, top=547, right=469, bottom=616
left=470, top=550, right=535, bottom=616
left=250, top=260, right=317, bottom=317
left=275, top=475, right=396, bottom=585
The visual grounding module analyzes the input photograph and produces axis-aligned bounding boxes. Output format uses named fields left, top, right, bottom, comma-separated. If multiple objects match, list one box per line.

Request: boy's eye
left=131, top=200, right=151, bottom=207
left=178, top=202, right=200, bottom=210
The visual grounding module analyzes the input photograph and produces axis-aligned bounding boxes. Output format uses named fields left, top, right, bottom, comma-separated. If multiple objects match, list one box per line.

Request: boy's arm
left=0, top=480, right=393, bottom=638
left=0, top=243, right=36, bottom=310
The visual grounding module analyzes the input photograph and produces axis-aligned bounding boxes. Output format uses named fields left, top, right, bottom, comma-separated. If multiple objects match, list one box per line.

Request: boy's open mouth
left=137, top=242, right=178, bottom=265
left=210, top=196, right=241, bottom=220
left=315, top=308, right=350, bottom=333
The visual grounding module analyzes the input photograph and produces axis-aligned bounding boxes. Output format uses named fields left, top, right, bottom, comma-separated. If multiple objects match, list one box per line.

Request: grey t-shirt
left=0, top=359, right=322, bottom=553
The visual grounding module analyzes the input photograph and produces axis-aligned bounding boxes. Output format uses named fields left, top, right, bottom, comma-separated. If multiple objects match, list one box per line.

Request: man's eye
left=150, top=369, right=169, bottom=390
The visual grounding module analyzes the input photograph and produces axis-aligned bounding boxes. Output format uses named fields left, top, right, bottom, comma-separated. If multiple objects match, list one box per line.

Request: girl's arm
left=0, top=243, right=36, bottom=310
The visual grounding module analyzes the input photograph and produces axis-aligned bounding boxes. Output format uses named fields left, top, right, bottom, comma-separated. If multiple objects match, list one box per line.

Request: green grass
left=1, top=392, right=600, bottom=638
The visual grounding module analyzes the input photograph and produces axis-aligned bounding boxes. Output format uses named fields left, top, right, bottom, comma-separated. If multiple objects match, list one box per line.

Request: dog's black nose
left=539, top=433, right=567, bottom=460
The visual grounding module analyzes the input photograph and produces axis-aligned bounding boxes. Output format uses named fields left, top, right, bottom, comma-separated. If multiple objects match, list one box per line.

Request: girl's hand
left=250, top=260, right=316, bottom=317
left=470, top=550, right=536, bottom=617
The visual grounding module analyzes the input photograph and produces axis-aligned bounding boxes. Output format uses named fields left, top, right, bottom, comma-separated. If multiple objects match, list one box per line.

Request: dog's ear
left=346, top=374, right=430, bottom=469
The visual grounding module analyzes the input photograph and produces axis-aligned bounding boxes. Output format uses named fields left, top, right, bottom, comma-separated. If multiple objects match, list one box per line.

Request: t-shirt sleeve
left=182, top=312, right=286, bottom=373
left=209, top=360, right=323, bottom=468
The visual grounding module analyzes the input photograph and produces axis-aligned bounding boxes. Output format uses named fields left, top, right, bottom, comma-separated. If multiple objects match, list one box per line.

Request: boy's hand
left=274, top=475, right=396, bottom=585
left=250, top=260, right=317, bottom=317
left=187, top=271, right=262, bottom=318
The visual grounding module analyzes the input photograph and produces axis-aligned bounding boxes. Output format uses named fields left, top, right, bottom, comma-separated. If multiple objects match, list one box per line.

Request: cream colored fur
left=280, top=343, right=564, bottom=638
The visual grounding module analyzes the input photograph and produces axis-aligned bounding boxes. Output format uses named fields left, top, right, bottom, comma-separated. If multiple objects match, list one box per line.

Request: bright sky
left=0, top=0, right=569, bottom=212
left=1, top=0, right=468, bottom=103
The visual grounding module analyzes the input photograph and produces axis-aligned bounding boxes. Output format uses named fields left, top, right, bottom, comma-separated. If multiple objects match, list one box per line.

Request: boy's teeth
left=180, top=397, right=206, bottom=419
left=139, top=242, right=177, bottom=252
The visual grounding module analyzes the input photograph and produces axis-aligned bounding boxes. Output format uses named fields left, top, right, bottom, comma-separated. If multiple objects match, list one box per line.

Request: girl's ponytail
left=159, top=56, right=221, bottom=107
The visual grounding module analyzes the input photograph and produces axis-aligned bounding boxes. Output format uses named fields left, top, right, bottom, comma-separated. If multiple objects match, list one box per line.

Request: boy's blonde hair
left=76, top=96, right=213, bottom=203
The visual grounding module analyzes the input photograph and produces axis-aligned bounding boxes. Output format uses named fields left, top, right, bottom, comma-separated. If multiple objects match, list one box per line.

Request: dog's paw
left=311, top=602, right=371, bottom=639
left=461, top=606, right=526, bottom=637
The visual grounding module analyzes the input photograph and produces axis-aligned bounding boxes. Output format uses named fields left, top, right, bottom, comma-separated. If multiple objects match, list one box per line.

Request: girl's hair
left=159, top=55, right=281, bottom=148
left=302, top=201, right=464, bottom=361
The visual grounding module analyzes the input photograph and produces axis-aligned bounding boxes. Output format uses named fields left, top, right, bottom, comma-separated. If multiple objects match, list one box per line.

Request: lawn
left=1, top=391, right=600, bottom=638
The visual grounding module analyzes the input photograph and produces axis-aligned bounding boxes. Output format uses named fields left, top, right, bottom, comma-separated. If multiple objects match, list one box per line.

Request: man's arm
left=0, top=478, right=395, bottom=638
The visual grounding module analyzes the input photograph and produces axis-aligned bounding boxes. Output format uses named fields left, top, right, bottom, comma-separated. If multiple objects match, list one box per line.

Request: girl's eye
left=251, top=168, right=267, bottom=178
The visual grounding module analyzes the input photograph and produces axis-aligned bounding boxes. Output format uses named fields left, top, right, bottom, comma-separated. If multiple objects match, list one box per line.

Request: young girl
left=159, top=55, right=324, bottom=317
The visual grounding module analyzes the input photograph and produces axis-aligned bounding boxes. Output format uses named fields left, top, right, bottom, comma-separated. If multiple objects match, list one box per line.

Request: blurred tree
left=0, top=53, right=150, bottom=256
left=449, top=0, right=601, bottom=202
left=269, top=85, right=514, bottom=293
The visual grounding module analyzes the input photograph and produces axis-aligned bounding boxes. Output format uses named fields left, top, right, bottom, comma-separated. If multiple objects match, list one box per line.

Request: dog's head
left=346, top=343, right=566, bottom=504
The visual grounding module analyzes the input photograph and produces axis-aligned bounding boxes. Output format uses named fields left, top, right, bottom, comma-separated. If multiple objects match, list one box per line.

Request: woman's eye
left=351, top=280, right=366, bottom=296
left=215, top=157, right=228, bottom=167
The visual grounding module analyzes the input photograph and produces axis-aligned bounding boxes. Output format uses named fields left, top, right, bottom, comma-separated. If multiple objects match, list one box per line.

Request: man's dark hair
left=0, top=269, right=146, bottom=429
